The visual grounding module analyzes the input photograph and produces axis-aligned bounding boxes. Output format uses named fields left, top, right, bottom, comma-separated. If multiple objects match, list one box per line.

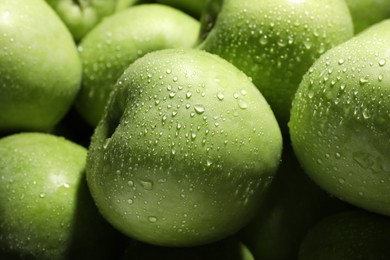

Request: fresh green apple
left=75, top=4, right=200, bottom=127
left=156, top=0, right=207, bottom=18
left=345, top=0, right=390, bottom=34
left=197, top=0, right=353, bottom=131
left=86, top=48, right=283, bottom=247
left=44, top=0, right=119, bottom=42
left=0, top=0, right=82, bottom=133
left=121, top=237, right=254, bottom=260
left=239, top=142, right=352, bottom=260
left=298, top=210, right=390, bottom=260
left=0, top=132, right=127, bottom=259
left=289, top=20, right=390, bottom=216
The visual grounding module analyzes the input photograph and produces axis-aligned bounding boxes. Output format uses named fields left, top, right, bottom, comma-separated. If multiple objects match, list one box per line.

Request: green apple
left=156, top=0, right=207, bottom=18
left=298, top=210, right=390, bottom=260
left=239, top=142, right=352, bottom=260
left=75, top=4, right=200, bottom=127
left=44, top=0, right=119, bottom=42
left=345, top=0, right=390, bottom=34
left=0, top=0, right=82, bottom=133
left=197, top=0, right=353, bottom=131
left=0, top=132, right=127, bottom=259
left=121, top=237, right=254, bottom=260
left=289, top=20, right=390, bottom=216
left=87, top=48, right=283, bottom=247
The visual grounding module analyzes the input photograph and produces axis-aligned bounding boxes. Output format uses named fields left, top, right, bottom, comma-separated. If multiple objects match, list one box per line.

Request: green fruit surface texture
left=45, top=0, right=119, bottom=42
left=76, top=4, right=200, bottom=126
left=345, top=0, right=390, bottom=34
left=0, top=133, right=126, bottom=259
left=87, top=48, right=283, bottom=247
left=298, top=210, right=390, bottom=260
left=289, top=20, right=390, bottom=216
left=0, top=0, right=82, bottom=133
left=157, top=0, right=207, bottom=18
left=198, top=0, right=353, bottom=130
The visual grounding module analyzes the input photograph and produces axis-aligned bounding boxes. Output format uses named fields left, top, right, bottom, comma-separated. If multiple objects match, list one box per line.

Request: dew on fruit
left=338, top=178, right=345, bottom=184
left=238, top=100, right=248, bottom=109
left=186, top=92, right=192, bottom=99
left=127, top=180, right=134, bottom=187
left=194, top=104, right=205, bottom=114
left=359, top=76, right=369, bottom=85
left=217, top=93, right=225, bottom=100
left=127, top=198, right=133, bottom=205
left=379, top=58, right=386, bottom=67
left=39, top=193, right=45, bottom=198
left=148, top=216, right=158, bottom=223
left=139, top=179, right=153, bottom=190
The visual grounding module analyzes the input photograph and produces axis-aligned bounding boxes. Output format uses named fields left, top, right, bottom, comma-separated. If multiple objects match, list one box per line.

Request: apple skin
left=0, top=0, right=82, bottom=133
left=197, top=0, right=353, bottom=131
left=75, top=4, right=200, bottom=127
left=0, top=133, right=127, bottom=260
left=86, top=48, right=283, bottom=247
left=120, top=237, right=254, bottom=260
left=345, top=0, right=390, bottom=34
left=298, top=210, right=390, bottom=260
left=289, top=20, right=390, bottom=216
left=238, top=142, right=352, bottom=260
left=44, top=0, right=119, bottom=42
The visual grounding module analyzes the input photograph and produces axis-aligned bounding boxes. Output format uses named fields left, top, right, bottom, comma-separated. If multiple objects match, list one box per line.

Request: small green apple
left=156, top=0, right=207, bottom=18
left=289, top=20, right=390, bottom=216
left=0, top=133, right=127, bottom=259
left=345, top=0, right=390, bottom=34
left=0, top=0, right=82, bottom=133
left=239, top=142, right=352, bottom=260
left=75, top=4, right=200, bottom=127
left=44, top=0, right=119, bottom=42
left=86, top=48, right=283, bottom=247
left=197, top=0, right=353, bottom=131
left=298, top=210, right=390, bottom=260
left=121, top=237, right=254, bottom=260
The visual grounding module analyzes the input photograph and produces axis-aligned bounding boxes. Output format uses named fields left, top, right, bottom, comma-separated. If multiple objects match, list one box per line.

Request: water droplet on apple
left=148, top=216, right=158, bottom=223
left=139, top=179, right=153, bottom=190
left=379, top=58, right=386, bottom=67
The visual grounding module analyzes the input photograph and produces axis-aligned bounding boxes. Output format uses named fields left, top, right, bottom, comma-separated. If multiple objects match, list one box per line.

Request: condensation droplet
left=379, top=59, right=386, bottom=67
left=148, top=216, right=158, bottom=223
left=217, top=93, right=224, bottom=101
left=194, top=104, right=205, bottom=114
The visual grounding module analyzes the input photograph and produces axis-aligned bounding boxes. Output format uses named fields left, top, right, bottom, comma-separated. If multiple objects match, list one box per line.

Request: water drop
left=338, top=59, right=345, bottom=65
left=379, top=59, right=386, bottom=67
left=166, top=69, right=172, bottom=74
left=39, top=193, right=45, bottom=198
left=194, top=104, right=205, bottom=114
left=186, top=92, right=192, bottom=99
left=359, top=76, right=369, bottom=85
left=338, top=178, right=345, bottom=184
left=238, top=100, right=248, bottom=109
left=259, top=35, right=268, bottom=45
left=127, top=199, right=133, bottom=204
left=148, top=216, right=158, bottom=223
left=217, top=93, right=224, bottom=100
left=140, top=180, right=153, bottom=190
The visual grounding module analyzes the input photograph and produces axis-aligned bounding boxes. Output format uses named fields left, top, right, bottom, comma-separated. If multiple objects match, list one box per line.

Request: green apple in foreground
left=44, top=0, right=120, bottom=42
left=289, top=20, right=390, bottom=216
left=345, top=0, right=390, bottom=34
left=299, top=210, right=390, bottom=260
left=239, top=142, right=351, bottom=260
left=197, top=0, right=353, bottom=131
left=75, top=4, right=200, bottom=127
left=87, top=48, right=283, bottom=247
left=0, top=0, right=82, bottom=133
left=0, top=133, right=126, bottom=259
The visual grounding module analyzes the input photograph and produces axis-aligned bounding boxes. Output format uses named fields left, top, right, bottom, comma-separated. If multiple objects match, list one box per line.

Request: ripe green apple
left=86, top=48, right=283, bottom=247
left=298, top=210, right=390, bottom=260
left=289, top=20, right=390, bottom=216
left=156, top=0, right=207, bottom=18
left=239, top=142, right=352, bottom=260
left=0, top=0, right=82, bottom=133
left=0, top=133, right=127, bottom=259
left=197, top=0, right=353, bottom=131
left=121, top=237, right=254, bottom=260
left=345, top=0, right=390, bottom=34
left=75, top=4, right=200, bottom=127
left=44, top=0, right=119, bottom=42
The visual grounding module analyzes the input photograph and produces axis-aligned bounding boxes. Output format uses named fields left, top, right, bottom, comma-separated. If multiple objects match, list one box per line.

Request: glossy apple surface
left=299, top=210, right=390, bottom=260
left=289, top=20, right=390, bottom=216
left=0, top=0, right=82, bottom=133
left=75, top=4, right=200, bottom=126
left=87, top=48, right=282, bottom=247
left=198, top=0, right=353, bottom=131
left=0, top=133, right=126, bottom=259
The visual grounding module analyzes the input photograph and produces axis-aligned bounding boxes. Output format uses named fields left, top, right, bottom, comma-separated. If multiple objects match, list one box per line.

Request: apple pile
left=0, top=0, right=390, bottom=259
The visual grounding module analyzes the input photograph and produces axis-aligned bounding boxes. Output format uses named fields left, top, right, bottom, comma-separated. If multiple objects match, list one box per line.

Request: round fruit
left=75, top=4, right=200, bottom=126
left=289, top=20, right=390, bottom=216
left=0, top=133, right=125, bottom=259
left=0, top=0, right=82, bottom=133
left=87, top=48, right=283, bottom=247
left=198, top=0, right=353, bottom=130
